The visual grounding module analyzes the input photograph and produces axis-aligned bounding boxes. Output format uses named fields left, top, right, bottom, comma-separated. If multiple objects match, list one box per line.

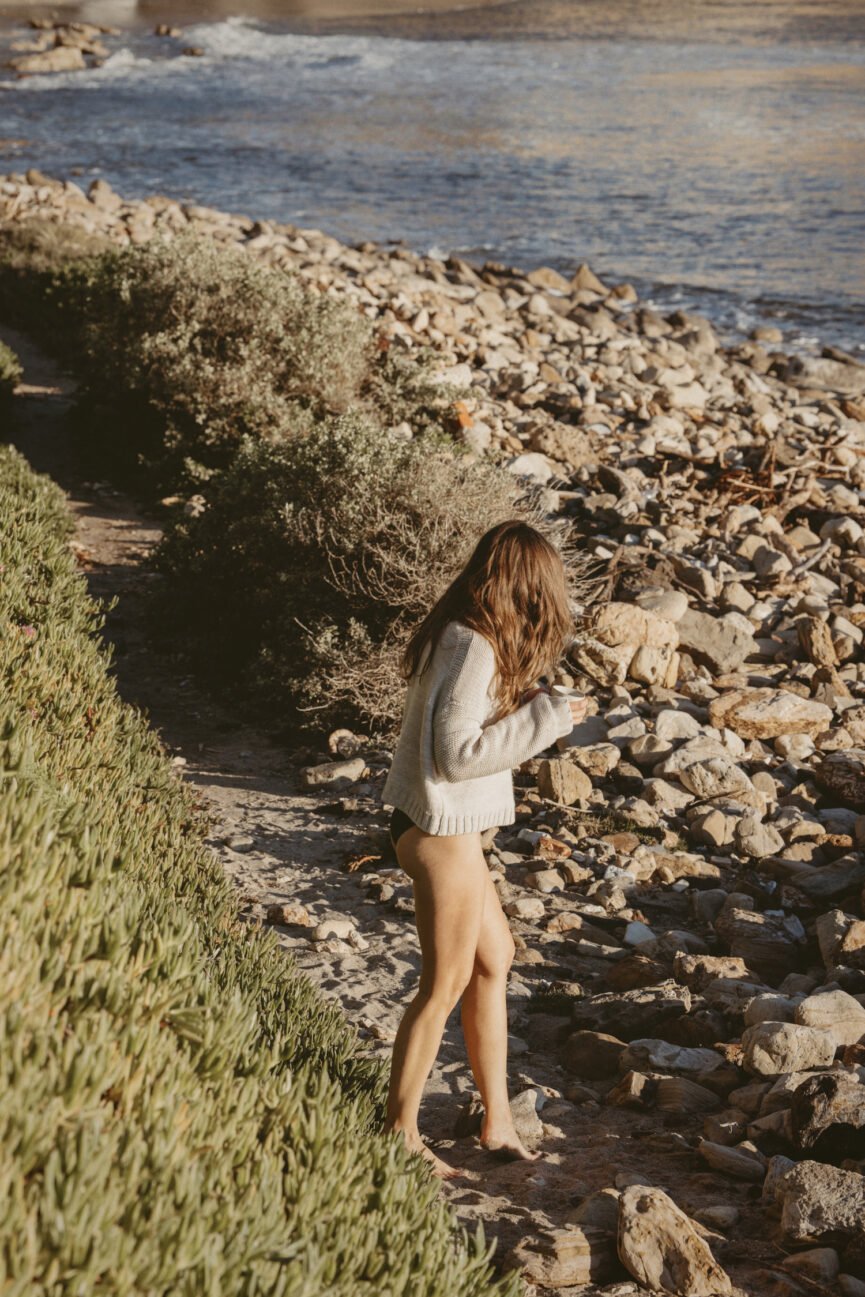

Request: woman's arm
left=432, top=626, right=574, bottom=782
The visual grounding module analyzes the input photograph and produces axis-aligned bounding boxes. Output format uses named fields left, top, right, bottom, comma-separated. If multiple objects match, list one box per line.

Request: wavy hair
left=400, top=519, right=574, bottom=718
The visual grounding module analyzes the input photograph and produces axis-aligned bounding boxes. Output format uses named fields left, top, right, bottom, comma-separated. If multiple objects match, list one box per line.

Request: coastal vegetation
left=0, top=440, right=521, bottom=1297
left=2, top=169, right=865, bottom=1295
left=0, top=336, right=21, bottom=395
left=0, top=216, right=576, bottom=737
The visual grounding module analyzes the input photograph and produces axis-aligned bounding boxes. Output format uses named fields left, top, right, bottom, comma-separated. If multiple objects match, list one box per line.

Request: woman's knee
left=472, top=925, right=516, bottom=981
left=417, top=967, right=475, bottom=1015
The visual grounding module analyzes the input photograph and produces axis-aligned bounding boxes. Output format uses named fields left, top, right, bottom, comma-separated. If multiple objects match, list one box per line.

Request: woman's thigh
left=395, top=827, right=488, bottom=998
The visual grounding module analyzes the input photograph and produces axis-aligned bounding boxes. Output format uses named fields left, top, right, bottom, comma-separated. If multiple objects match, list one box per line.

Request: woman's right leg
left=384, top=825, right=488, bottom=1179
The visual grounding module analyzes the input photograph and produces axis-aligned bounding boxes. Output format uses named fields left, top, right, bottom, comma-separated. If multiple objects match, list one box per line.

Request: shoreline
left=2, top=15, right=863, bottom=361
left=4, top=167, right=864, bottom=473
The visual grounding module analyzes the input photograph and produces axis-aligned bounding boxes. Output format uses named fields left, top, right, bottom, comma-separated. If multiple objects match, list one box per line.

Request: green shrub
left=0, top=338, right=22, bottom=396
left=154, top=414, right=580, bottom=736
left=0, top=217, right=112, bottom=349
left=0, top=443, right=522, bottom=1297
left=61, top=235, right=456, bottom=496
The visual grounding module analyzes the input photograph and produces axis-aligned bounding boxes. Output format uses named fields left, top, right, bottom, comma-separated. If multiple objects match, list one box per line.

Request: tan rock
left=798, top=616, right=838, bottom=669
left=594, top=602, right=679, bottom=651
left=537, top=757, right=592, bottom=805
left=10, top=45, right=86, bottom=73
left=301, top=756, right=366, bottom=788
left=570, top=742, right=621, bottom=776
left=775, top=1160, right=865, bottom=1242
left=572, top=636, right=632, bottom=685
left=265, top=902, right=311, bottom=926
left=630, top=643, right=679, bottom=686
left=794, top=990, right=865, bottom=1048
left=562, top=1030, right=626, bottom=1078
left=698, top=1138, right=767, bottom=1182
left=708, top=688, right=833, bottom=739
left=505, top=1226, right=614, bottom=1287
left=617, top=1185, right=733, bottom=1296
left=526, top=422, right=594, bottom=467
left=570, top=263, right=607, bottom=295
left=674, top=953, right=751, bottom=991
left=678, top=755, right=760, bottom=806
left=526, top=265, right=571, bottom=293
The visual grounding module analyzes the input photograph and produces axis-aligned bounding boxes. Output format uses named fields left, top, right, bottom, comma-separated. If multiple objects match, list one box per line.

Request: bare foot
left=479, top=1128, right=542, bottom=1162
left=388, top=1127, right=463, bottom=1180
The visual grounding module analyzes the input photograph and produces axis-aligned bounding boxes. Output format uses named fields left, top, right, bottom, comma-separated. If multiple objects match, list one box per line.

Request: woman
left=381, top=519, right=588, bottom=1179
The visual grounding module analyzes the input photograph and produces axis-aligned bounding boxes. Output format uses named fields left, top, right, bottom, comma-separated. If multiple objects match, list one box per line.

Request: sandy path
left=2, top=324, right=788, bottom=1296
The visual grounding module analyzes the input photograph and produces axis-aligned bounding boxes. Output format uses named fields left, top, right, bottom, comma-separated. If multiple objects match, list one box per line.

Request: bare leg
left=460, top=869, right=541, bottom=1161
left=384, top=825, right=488, bottom=1179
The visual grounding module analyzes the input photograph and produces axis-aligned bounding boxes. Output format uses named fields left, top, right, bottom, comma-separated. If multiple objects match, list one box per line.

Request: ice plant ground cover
left=0, top=442, right=520, bottom=1297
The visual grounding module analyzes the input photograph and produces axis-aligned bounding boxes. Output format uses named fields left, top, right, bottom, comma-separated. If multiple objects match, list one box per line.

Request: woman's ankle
left=480, top=1112, right=518, bottom=1142
left=384, top=1116, right=420, bottom=1140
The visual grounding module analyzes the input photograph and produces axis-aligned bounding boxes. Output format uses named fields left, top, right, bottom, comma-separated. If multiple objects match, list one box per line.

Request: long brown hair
left=400, top=519, right=574, bottom=717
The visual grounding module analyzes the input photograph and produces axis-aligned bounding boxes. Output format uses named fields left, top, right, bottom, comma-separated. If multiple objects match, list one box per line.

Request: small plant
left=0, top=338, right=22, bottom=397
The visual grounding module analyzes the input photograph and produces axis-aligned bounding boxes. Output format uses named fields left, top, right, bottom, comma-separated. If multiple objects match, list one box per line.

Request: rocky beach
left=3, top=167, right=865, bottom=1297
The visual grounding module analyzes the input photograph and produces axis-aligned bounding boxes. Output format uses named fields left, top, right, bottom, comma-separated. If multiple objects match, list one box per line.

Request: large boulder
left=774, top=1161, right=865, bottom=1243
left=617, top=1185, right=732, bottom=1296
left=714, top=905, right=805, bottom=982
left=574, top=603, right=679, bottom=687
left=677, top=609, right=754, bottom=674
left=708, top=688, right=833, bottom=740
left=791, top=1072, right=865, bottom=1157
left=537, top=758, right=592, bottom=805
left=505, top=1226, right=614, bottom=1287
left=794, top=990, right=865, bottom=1048
left=678, top=755, right=760, bottom=805
left=742, top=1022, right=836, bottom=1076
left=784, top=354, right=865, bottom=395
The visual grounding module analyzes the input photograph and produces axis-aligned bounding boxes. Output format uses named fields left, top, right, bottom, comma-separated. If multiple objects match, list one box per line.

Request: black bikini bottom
left=389, top=807, right=419, bottom=849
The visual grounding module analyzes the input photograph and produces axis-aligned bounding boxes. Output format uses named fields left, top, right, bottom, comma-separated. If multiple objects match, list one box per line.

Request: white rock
left=655, top=709, right=703, bottom=742
left=794, top=990, right=865, bottom=1048
left=742, top=1022, right=837, bottom=1076
left=311, top=918, right=356, bottom=942
left=504, top=896, right=546, bottom=920
left=506, top=451, right=556, bottom=483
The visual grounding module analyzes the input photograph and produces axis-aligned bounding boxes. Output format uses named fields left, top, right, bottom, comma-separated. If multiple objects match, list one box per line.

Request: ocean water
left=2, top=1, right=864, bottom=355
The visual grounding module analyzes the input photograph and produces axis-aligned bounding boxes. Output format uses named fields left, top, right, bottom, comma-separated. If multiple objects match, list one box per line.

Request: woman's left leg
left=460, top=867, right=540, bottom=1160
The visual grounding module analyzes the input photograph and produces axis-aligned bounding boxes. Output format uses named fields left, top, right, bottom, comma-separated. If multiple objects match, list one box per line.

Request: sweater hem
left=383, top=788, right=515, bottom=837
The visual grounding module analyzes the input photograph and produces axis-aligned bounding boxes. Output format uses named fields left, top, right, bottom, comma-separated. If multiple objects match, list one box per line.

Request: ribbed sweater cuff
left=543, top=692, right=576, bottom=740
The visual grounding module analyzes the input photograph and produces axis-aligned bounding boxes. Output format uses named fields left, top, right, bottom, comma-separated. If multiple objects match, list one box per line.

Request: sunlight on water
left=2, top=1, right=863, bottom=352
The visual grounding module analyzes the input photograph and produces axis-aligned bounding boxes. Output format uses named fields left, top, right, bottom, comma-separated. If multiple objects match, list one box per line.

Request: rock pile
left=4, top=20, right=120, bottom=75
left=3, top=172, right=865, bottom=1295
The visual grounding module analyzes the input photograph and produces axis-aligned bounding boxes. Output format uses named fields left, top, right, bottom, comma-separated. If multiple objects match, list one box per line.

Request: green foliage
left=70, top=234, right=375, bottom=491
left=0, top=338, right=22, bottom=396
left=0, top=217, right=111, bottom=348
left=18, top=234, right=449, bottom=496
left=154, top=413, right=542, bottom=735
left=0, top=444, right=523, bottom=1297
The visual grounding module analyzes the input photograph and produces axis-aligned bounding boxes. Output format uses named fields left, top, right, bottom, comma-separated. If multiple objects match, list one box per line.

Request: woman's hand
left=522, top=686, right=589, bottom=726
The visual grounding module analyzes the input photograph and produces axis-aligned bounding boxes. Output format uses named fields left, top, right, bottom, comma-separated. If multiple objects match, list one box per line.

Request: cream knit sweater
left=382, top=619, right=575, bottom=835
